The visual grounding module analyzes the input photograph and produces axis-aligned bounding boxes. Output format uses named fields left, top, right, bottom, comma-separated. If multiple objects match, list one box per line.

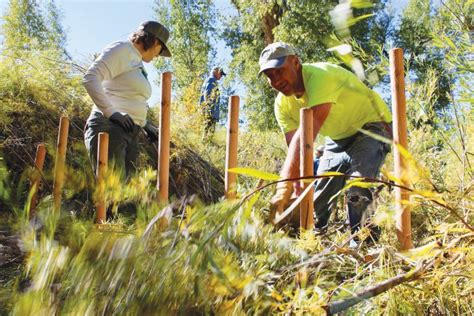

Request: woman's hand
left=143, top=122, right=158, bottom=143
left=109, top=112, right=135, bottom=132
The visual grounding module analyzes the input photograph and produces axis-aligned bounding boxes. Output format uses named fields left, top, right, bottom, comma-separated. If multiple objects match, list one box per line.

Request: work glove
left=269, top=181, right=293, bottom=222
left=109, top=112, right=135, bottom=133
left=143, top=121, right=158, bottom=143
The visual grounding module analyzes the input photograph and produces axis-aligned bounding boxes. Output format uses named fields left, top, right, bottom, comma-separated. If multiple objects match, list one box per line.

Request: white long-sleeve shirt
left=83, top=41, right=151, bottom=127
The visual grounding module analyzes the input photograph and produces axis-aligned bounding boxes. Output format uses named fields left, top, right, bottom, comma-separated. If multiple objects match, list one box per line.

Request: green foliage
left=222, top=1, right=395, bottom=130
left=221, top=0, right=282, bottom=130
left=272, top=0, right=334, bottom=61
left=2, top=0, right=48, bottom=52
left=43, top=0, right=68, bottom=57
left=229, top=167, right=280, bottom=181
left=1, top=0, right=67, bottom=55
left=0, top=0, right=92, bottom=218
left=153, top=0, right=216, bottom=89
left=0, top=157, right=12, bottom=210
left=395, top=0, right=469, bottom=113
left=0, top=0, right=473, bottom=314
left=153, top=0, right=217, bottom=136
left=0, top=0, right=86, bottom=121
left=7, top=164, right=474, bottom=314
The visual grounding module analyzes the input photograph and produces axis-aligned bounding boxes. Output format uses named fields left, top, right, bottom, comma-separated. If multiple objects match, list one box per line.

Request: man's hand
left=293, top=181, right=302, bottom=196
left=109, top=112, right=135, bottom=132
left=143, top=121, right=158, bottom=143
left=269, top=181, right=293, bottom=222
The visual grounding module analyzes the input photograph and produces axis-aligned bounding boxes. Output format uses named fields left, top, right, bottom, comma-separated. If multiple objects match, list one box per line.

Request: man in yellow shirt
left=260, top=42, right=392, bottom=234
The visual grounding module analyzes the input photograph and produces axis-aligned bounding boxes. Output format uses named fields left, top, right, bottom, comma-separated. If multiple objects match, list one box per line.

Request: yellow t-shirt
left=274, top=63, right=392, bottom=140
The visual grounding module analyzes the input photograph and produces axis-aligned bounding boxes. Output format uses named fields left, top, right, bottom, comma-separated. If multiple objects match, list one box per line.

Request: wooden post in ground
left=30, top=143, right=46, bottom=215
left=53, top=116, right=69, bottom=214
left=95, top=132, right=109, bottom=224
left=300, top=108, right=314, bottom=230
left=390, top=48, right=413, bottom=250
left=157, top=72, right=172, bottom=204
left=225, top=95, right=240, bottom=199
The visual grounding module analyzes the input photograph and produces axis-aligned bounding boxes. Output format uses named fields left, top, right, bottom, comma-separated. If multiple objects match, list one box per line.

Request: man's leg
left=346, top=125, right=390, bottom=232
left=202, top=110, right=214, bottom=139
left=208, top=117, right=217, bottom=135
left=313, top=150, right=350, bottom=229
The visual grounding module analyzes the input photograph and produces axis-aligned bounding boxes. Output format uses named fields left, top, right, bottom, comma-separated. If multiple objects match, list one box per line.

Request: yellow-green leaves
left=228, top=167, right=280, bottom=181
left=343, top=178, right=378, bottom=190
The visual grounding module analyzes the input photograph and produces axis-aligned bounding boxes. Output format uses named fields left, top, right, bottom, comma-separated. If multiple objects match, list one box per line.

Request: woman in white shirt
left=83, top=21, right=171, bottom=178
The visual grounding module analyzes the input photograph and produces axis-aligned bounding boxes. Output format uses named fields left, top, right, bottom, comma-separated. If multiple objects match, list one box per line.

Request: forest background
left=0, top=0, right=472, bottom=314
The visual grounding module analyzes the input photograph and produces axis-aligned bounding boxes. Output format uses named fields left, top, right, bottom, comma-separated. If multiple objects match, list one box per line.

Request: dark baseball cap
left=258, top=42, right=296, bottom=74
left=212, top=66, right=226, bottom=76
left=139, top=21, right=172, bottom=57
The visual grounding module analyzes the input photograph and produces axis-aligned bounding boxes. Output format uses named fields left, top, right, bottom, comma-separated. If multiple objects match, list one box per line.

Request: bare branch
left=324, top=260, right=431, bottom=314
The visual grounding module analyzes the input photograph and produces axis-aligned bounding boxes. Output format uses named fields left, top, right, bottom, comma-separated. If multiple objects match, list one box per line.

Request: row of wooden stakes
left=27, top=48, right=413, bottom=250
left=26, top=73, right=240, bottom=222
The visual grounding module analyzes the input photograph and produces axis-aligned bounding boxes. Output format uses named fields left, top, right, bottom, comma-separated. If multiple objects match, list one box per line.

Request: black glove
left=143, top=121, right=158, bottom=143
left=109, top=112, right=135, bottom=132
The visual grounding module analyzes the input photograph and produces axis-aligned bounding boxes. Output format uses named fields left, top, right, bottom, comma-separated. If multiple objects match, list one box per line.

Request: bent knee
left=347, top=189, right=373, bottom=209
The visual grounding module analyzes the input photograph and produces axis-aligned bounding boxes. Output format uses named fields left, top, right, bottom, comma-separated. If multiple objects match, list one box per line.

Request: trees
left=0, top=0, right=78, bottom=117
left=44, top=0, right=68, bottom=57
left=0, top=0, right=86, bottom=200
left=397, top=0, right=455, bottom=116
left=395, top=0, right=472, bottom=130
left=2, top=0, right=48, bottom=52
left=222, top=0, right=288, bottom=130
left=1, top=0, right=67, bottom=55
left=153, top=0, right=215, bottom=89
left=222, top=1, right=392, bottom=130
left=153, top=0, right=217, bottom=133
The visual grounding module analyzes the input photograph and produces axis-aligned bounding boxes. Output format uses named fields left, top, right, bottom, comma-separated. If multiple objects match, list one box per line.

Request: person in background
left=199, top=66, right=226, bottom=138
left=260, top=42, right=392, bottom=236
left=83, top=21, right=171, bottom=179
left=313, top=145, right=325, bottom=175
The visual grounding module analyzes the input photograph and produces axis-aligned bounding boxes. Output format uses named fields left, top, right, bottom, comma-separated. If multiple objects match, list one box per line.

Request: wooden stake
left=390, top=48, right=413, bottom=250
left=225, top=95, right=240, bottom=199
left=95, top=132, right=109, bottom=224
left=157, top=72, right=172, bottom=204
left=29, top=143, right=46, bottom=215
left=300, top=108, right=314, bottom=230
left=53, top=116, right=69, bottom=214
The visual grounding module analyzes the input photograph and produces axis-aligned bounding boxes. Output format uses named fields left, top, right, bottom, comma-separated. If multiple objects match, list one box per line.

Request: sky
left=0, top=0, right=236, bottom=106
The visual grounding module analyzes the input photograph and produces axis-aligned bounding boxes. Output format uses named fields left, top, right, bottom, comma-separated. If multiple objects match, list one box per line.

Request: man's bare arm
left=284, top=130, right=296, bottom=147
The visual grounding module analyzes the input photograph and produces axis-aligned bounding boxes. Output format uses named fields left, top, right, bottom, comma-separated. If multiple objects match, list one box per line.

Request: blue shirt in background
left=200, top=76, right=220, bottom=121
